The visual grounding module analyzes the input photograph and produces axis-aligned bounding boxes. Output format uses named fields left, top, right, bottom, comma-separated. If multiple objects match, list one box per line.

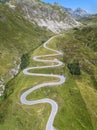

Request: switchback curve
left=20, top=36, right=66, bottom=130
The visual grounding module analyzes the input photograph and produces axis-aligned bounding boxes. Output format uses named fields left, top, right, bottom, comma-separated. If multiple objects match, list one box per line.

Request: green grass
left=0, top=5, right=97, bottom=129
left=74, top=26, right=97, bottom=51
left=0, top=3, right=53, bottom=82
left=54, top=31, right=97, bottom=130
left=0, top=33, right=96, bottom=130
left=79, top=14, right=97, bottom=25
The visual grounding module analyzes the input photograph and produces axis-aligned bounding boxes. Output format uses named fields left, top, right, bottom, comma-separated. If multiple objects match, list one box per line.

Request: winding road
left=20, top=36, right=66, bottom=130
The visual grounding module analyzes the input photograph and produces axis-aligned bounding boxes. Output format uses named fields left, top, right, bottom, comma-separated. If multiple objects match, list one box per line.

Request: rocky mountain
left=63, top=7, right=91, bottom=19
left=1, top=1, right=97, bottom=130
left=7, top=0, right=81, bottom=33
left=74, top=8, right=91, bottom=18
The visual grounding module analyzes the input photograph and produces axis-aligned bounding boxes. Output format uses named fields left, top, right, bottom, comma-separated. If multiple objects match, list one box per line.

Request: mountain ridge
left=7, top=0, right=81, bottom=33
left=63, top=7, right=91, bottom=19
left=0, top=1, right=97, bottom=130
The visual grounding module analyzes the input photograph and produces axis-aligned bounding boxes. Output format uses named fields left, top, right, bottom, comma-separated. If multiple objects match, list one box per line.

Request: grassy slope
left=79, top=14, right=97, bottom=25
left=0, top=31, right=97, bottom=130
left=0, top=3, right=52, bottom=82
left=56, top=28, right=97, bottom=130
left=0, top=4, right=97, bottom=130
left=74, top=26, right=97, bottom=51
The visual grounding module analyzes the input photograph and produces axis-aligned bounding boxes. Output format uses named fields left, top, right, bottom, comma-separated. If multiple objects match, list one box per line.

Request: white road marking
left=20, top=36, right=66, bottom=130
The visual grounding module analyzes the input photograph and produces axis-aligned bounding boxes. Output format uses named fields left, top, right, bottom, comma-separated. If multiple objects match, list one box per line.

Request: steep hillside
left=0, top=3, right=52, bottom=84
left=56, top=29, right=97, bottom=130
left=0, top=1, right=97, bottom=130
left=0, top=28, right=97, bottom=130
left=74, top=26, right=97, bottom=51
left=79, top=14, right=97, bottom=25
left=9, top=0, right=81, bottom=33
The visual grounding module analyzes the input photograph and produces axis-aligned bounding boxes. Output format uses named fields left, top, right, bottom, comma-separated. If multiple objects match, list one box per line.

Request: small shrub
left=67, top=62, right=81, bottom=75
left=20, top=53, right=29, bottom=70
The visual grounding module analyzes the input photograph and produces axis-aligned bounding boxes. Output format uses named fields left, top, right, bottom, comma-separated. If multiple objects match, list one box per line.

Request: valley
left=20, top=36, right=66, bottom=130
left=0, top=0, right=97, bottom=130
left=0, top=32, right=97, bottom=130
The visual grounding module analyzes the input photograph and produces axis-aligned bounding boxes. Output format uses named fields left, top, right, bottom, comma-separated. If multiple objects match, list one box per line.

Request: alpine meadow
left=0, top=0, right=97, bottom=130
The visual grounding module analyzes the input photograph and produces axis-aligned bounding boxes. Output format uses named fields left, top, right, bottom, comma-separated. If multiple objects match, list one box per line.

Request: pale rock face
left=10, top=0, right=81, bottom=33
left=0, top=84, right=5, bottom=96
left=9, top=0, right=81, bottom=33
left=6, top=2, right=16, bottom=9
left=34, top=18, right=80, bottom=33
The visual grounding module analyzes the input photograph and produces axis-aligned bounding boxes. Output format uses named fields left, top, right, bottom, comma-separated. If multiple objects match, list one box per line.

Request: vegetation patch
left=0, top=3, right=53, bottom=82
left=0, top=4, right=97, bottom=130
left=67, top=62, right=81, bottom=75
left=20, top=53, right=30, bottom=70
